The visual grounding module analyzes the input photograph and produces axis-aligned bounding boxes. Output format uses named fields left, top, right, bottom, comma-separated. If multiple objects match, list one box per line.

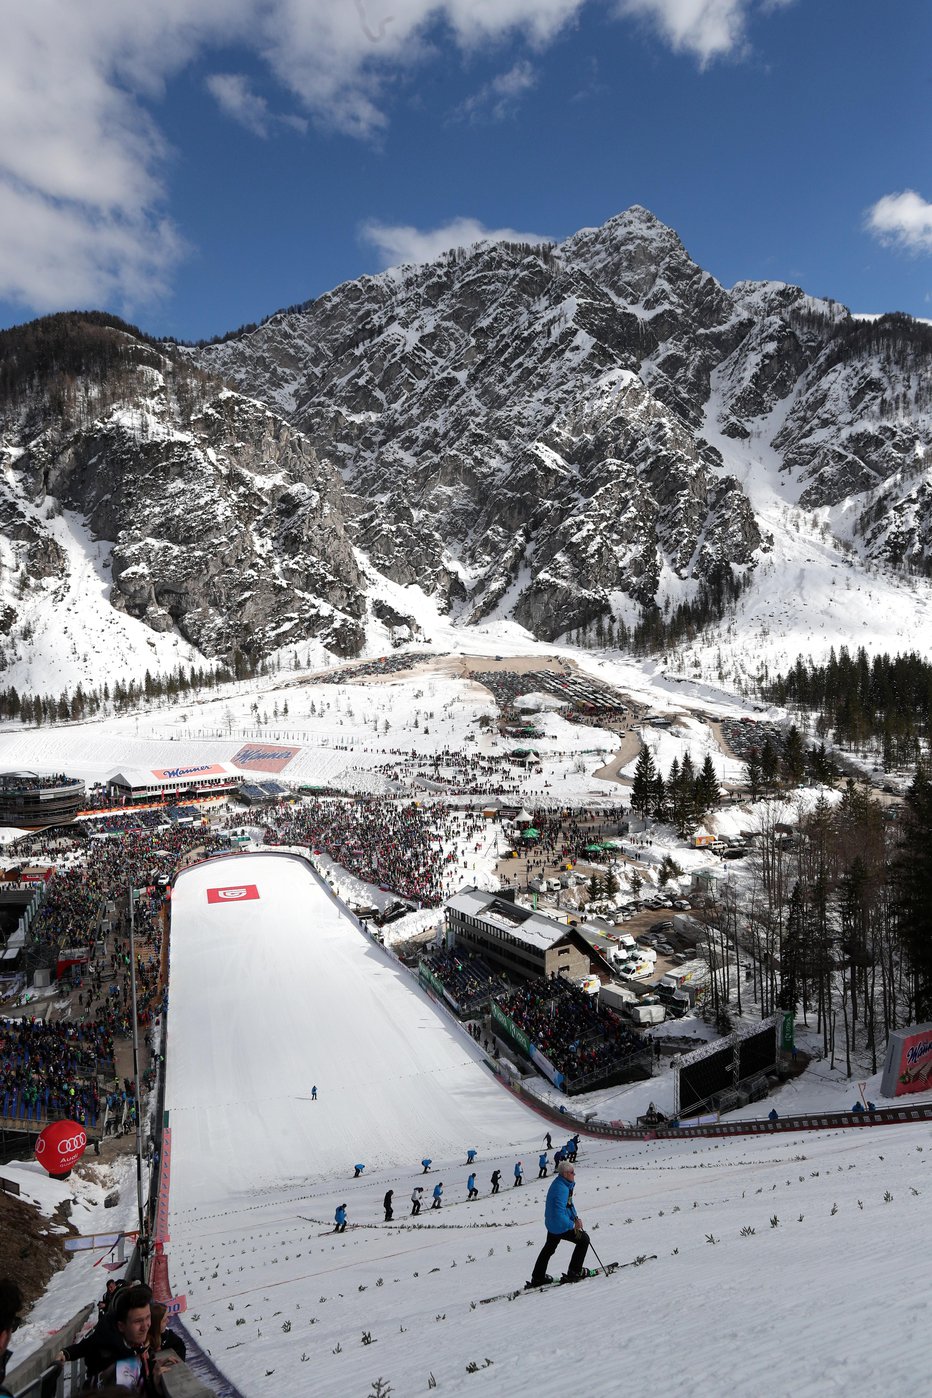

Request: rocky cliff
left=192, top=207, right=932, bottom=638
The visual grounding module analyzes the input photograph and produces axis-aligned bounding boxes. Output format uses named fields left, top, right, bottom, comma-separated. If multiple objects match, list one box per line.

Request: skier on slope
left=467, top=1173, right=478, bottom=1201
left=528, top=1162, right=590, bottom=1288
left=383, top=1189, right=394, bottom=1221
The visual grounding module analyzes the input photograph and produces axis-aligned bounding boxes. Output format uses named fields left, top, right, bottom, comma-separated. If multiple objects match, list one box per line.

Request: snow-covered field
left=154, top=852, right=931, bottom=1398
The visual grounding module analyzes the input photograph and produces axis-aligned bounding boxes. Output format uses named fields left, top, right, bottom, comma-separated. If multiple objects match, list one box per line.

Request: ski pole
left=587, top=1235, right=610, bottom=1277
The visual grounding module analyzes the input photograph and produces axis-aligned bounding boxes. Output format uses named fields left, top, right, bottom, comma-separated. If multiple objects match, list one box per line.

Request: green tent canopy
left=521, top=827, right=540, bottom=840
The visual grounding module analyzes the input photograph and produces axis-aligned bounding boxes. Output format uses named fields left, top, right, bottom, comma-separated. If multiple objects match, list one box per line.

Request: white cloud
left=614, top=0, right=758, bottom=65
left=0, top=0, right=772, bottom=314
left=866, top=191, right=932, bottom=255
left=457, top=60, right=538, bottom=122
left=206, top=73, right=308, bottom=138
left=360, top=215, right=552, bottom=268
left=206, top=74, right=272, bottom=138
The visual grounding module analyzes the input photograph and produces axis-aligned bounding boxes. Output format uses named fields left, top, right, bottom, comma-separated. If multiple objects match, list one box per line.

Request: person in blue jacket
left=353, top=1163, right=365, bottom=1177
left=334, top=1204, right=347, bottom=1233
left=768, top=1108, right=779, bottom=1122
left=528, top=1162, right=590, bottom=1287
left=466, top=1148, right=477, bottom=1164
left=421, top=1158, right=432, bottom=1173
left=538, top=1152, right=549, bottom=1179
left=467, top=1173, right=478, bottom=1200
left=513, top=1160, right=524, bottom=1187
left=431, top=1181, right=444, bottom=1209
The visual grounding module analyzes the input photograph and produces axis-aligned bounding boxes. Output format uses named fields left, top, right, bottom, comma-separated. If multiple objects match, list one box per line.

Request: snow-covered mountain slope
left=0, top=315, right=365, bottom=678
left=1, top=210, right=931, bottom=690
left=192, top=207, right=932, bottom=641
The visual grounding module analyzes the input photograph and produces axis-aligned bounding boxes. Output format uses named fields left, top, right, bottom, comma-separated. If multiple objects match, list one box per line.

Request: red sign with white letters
left=207, top=885, right=259, bottom=904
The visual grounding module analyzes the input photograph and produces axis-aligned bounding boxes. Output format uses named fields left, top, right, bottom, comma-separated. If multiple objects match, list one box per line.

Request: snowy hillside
left=193, top=207, right=932, bottom=650
left=150, top=853, right=932, bottom=1395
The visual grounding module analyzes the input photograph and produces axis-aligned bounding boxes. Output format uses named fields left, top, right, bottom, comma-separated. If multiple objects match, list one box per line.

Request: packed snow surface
left=157, top=852, right=931, bottom=1398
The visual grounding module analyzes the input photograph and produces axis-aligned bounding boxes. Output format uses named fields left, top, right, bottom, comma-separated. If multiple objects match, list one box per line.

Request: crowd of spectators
left=0, top=1017, right=113, bottom=1125
left=258, top=797, right=490, bottom=907
left=0, top=773, right=80, bottom=791
left=373, top=748, right=530, bottom=798
left=420, top=947, right=503, bottom=1013
left=0, top=819, right=236, bottom=1128
left=496, top=977, right=644, bottom=1087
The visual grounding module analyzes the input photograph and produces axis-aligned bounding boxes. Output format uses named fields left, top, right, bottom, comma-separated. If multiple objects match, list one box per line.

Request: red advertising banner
left=231, top=743, right=300, bottom=773
left=207, top=885, right=260, bottom=904
left=155, top=1127, right=171, bottom=1243
left=895, top=1029, right=932, bottom=1094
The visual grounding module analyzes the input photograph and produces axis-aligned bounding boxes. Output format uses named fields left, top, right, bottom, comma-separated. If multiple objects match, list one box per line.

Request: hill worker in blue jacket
left=467, top=1173, right=478, bottom=1200
left=528, top=1161, right=590, bottom=1287
left=334, top=1204, right=347, bottom=1234
left=538, top=1152, right=549, bottom=1179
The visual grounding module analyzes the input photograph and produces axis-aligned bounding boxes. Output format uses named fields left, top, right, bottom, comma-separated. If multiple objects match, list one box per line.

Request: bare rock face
left=0, top=319, right=365, bottom=660
left=4, top=208, right=931, bottom=665
left=194, top=207, right=932, bottom=634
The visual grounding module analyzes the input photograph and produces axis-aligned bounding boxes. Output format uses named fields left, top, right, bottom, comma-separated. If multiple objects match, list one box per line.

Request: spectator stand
left=418, top=948, right=500, bottom=1018
left=493, top=976, right=652, bottom=1095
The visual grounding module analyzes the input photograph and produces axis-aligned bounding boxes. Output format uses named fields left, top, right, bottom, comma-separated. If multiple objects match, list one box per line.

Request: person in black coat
left=383, top=1189, right=394, bottom=1221
left=58, top=1283, right=153, bottom=1382
left=0, top=1279, right=23, bottom=1398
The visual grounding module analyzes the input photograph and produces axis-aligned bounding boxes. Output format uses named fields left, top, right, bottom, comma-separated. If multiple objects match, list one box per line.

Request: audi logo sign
left=207, top=884, right=259, bottom=904
left=35, top=1119, right=88, bottom=1175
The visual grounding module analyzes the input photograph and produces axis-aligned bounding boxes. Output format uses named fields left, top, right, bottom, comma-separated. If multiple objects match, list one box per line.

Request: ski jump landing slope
left=166, top=851, right=542, bottom=1218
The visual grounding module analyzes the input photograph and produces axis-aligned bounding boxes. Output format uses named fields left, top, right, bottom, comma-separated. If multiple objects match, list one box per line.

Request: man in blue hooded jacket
left=528, top=1162, right=590, bottom=1287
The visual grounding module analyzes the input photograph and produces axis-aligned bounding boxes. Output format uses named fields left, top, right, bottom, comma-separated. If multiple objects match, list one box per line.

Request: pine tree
left=782, top=725, right=806, bottom=786
left=631, top=746, right=657, bottom=815
left=696, top=753, right=719, bottom=815
left=892, top=765, right=932, bottom=1018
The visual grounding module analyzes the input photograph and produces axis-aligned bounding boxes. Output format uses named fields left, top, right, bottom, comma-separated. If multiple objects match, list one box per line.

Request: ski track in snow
left=153, top=850, right=932, bottom=1398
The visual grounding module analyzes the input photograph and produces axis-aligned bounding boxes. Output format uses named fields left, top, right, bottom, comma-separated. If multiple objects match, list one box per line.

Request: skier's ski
left=477, top=1255, right=656, bottom=1307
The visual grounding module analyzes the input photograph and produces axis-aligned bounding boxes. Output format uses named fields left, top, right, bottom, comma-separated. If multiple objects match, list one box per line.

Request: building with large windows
left=444, top=886, right=593, bottom=983
left=0, top=773, right=85, bottom=828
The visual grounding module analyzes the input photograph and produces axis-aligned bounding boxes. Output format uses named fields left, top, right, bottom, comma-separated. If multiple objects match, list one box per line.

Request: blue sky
left=0, top=0, right=928, bottom=342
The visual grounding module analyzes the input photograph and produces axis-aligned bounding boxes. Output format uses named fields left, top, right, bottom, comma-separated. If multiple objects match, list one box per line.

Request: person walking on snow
left=467, top=1173, right=478, bottom=1201
left=528, top=1162, right=590, bottom=1287
left=353, top=1163, right=365, bottom=1178
left=311, top=1085, right=317, bottom=1100
left=490, top=1169, right=501, bottom=1195
left=513, top=1160, right=524, bottom=1186
left=466, top=1148, right=477, bottom=1164
left=383, top=1190, right=393, bottom=1221
left=411, top=1187, right=424, bottom=1216
left=334, top=1204, right=347, bottom=1234
left=431, top=1182, right=444, bottom=1210
left=545, top=1131, right=552, bottom=1150
left=421, top=1158, right=432, bottom=1173
left=538, top=1152, right=549, bottom=1179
